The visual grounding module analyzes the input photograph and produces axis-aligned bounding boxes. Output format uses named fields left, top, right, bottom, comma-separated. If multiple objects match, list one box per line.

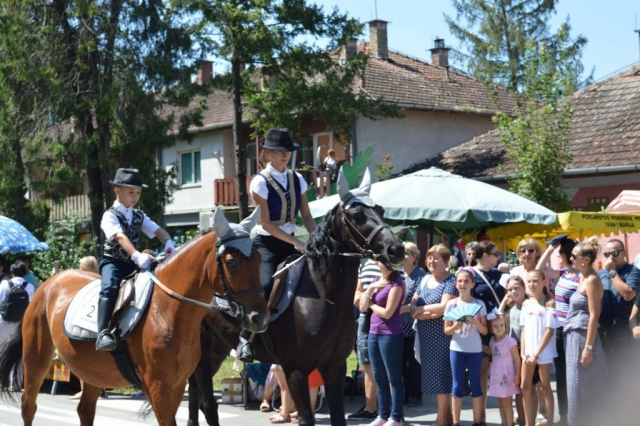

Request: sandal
left=260, top=400, right=272, bottom=412
left=269, top=412, right=291, bottom=423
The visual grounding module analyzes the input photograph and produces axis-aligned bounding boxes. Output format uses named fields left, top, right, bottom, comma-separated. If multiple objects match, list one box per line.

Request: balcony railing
left=49, top=194, right=91, bottom=222
left=214, top=176, right=255, bottom=207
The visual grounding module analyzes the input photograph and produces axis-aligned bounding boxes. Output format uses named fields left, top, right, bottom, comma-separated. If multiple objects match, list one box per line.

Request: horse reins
left=340, top=210, right=390, bottom=260
left=147, top=235, right=263, bottom=320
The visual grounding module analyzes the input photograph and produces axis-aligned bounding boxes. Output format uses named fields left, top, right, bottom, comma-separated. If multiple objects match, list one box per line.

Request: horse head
left=212, top=207, right=269, bottom=332
left=336, top=167, right=405, bottom=269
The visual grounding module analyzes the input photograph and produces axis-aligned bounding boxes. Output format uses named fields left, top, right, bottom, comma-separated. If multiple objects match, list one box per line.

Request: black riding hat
left=260, top=128, right=299, bottom=152
left=109, top=168, right=148, bottom=188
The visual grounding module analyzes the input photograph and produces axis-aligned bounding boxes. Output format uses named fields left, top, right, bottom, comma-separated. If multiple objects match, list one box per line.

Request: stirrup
left=96, top=330, right=117, bottom=352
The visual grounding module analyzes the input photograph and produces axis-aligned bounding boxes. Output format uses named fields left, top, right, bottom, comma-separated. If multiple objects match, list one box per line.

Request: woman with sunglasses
left=500, top=239, right=552, bottom=295
left=472, top=241, right=507, bottom=426
left=565, top=237, right=608, bottom=425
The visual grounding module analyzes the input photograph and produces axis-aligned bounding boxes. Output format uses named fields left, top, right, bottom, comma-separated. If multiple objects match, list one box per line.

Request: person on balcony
left=237, top=128, right=316, bottom=363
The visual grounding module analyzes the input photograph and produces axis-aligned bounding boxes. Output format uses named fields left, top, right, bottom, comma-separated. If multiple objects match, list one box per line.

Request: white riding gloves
left=164, top=239, right=175, bottom=257
left=131, top=251, right=151, bottom=269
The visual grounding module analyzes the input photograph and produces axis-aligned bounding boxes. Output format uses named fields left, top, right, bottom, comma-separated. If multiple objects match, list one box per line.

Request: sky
left=312, top=0, right=640, bottom=82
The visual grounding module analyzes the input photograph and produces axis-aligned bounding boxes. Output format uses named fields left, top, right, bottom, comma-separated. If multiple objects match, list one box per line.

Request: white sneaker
left=383, top=419, right=403, bottom=426
left=366, top=417, right=388, bottom=426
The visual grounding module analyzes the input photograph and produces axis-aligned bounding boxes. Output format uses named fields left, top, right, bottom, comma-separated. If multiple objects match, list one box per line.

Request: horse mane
left=154, top=231, right=215, bottom=274
left=306, top=204, right=343, bottom=258
left=305, top=204, right=345, bottom=277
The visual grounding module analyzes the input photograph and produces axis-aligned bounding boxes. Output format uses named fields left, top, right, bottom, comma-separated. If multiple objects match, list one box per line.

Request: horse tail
left=0, top=319, right=24, bottom=404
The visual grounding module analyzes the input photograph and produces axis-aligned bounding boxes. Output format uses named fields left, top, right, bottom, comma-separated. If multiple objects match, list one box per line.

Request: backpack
left=0, top=281, right=30, bottom=322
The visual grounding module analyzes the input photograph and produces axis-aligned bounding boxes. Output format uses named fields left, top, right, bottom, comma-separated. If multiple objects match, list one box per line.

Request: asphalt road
left=0, top=386, right=556, bottom=426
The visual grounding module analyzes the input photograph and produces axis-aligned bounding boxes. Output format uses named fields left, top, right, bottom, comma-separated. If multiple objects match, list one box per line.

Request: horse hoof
left=186, top=420, right=198, bottom=426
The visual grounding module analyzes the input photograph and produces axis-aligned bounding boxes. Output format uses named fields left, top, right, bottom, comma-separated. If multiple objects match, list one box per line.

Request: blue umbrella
left=0, top=215, right=49, bottom=254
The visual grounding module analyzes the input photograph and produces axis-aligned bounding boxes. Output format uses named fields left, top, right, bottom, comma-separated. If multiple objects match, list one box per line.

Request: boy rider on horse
left=237, top=129, right=316, bottom=362
left=96, top=168, right=175, bottom=351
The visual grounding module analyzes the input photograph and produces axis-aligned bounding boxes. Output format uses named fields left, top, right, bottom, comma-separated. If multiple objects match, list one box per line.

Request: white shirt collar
left=264, top=164, right=289, bottom=178
left=113, top=200, right=133, bottom=215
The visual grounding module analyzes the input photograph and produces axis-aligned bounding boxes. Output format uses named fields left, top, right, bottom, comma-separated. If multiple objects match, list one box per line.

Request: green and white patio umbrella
left=308, top=167, right=557, bottom=234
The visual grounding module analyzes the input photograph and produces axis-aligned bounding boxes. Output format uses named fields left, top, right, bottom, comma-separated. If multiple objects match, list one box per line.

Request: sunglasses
left=489, top=252, right=500, bottom=257
left=603, top=250, right=622, bottom=258
left=519, top=248, right=536, bottom=254
left=570, top=254, right=581, bottom=260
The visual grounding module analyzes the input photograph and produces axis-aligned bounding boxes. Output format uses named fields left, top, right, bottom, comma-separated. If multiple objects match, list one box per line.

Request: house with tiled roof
left=405, top=64, right=640, bottom=212
left=161, top=20, right=518, bottom=228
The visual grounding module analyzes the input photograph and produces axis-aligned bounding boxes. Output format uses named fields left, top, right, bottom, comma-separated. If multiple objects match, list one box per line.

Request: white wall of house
left=163, top=129, right=226, bottom=226
left=356, top=109, right=495, bottom=176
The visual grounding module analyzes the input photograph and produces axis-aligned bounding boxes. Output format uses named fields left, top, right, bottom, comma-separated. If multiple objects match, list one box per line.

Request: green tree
left=184, top=0, right=400, bottom=218
left=493, top=37, right=575, bottom=211
left=445, top=0, right=590, bottom=92
left=0, top=3, right=65, bottom=226
left=0, top=0, right=208, bottom=239
left=32, top=216, right=98, bottom=281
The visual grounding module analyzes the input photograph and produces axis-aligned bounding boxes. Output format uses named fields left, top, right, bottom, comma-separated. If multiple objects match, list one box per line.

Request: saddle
left=63, top=272, right=154, bottom=341
left=266, top=254, right=306, bottom=322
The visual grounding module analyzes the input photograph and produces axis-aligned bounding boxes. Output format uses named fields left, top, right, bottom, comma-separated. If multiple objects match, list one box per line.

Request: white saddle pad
left=63, top=273, right=154, bottom=341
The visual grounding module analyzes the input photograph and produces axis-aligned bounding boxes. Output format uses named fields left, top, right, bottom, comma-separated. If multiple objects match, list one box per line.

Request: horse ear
left=358, top=167, right=372, bottom=194
left=212, top=207, right=231, bottom=238
left=337, top=166, right=350, bottom=202
left=240, top=206, right=261, bottom=234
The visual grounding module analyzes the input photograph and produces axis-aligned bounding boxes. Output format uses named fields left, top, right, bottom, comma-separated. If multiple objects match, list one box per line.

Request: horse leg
left=187, top=373, right=200, bottom=426
left=284, top=367, right=314, bottom=426
left=146, top=380, right=184, bottom=426
left=21, top=318, right=55, bottom=426
left=76, top=384, right=101, bottom=426
left=319, top=362, right=347, bottom=426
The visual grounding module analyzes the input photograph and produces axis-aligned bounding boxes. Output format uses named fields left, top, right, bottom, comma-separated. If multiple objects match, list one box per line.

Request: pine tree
left=445, top=0, right=589, bottom=92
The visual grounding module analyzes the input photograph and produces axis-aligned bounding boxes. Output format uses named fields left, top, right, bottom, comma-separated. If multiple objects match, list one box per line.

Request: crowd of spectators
left=344, top=236, right=640, bottom=426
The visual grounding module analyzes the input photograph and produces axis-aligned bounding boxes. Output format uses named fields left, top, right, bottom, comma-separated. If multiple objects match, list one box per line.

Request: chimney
left=369, top=20, right=388, bottom=59
left=196, top=60, right=213, bottom=84
left=430, top=38, right=450, bottom=68
left=339, top=39, right=358, bottom=63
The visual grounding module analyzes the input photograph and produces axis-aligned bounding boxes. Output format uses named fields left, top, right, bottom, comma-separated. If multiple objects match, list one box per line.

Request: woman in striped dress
left=564, top=237, right=608, bottom=425
left=536, top=236, right=579, bottom=426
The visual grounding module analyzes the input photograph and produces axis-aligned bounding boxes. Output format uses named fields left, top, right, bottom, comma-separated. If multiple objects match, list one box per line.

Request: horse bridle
left=147, top=235, right=262, bottom=320
left=213, top=235, right=264, bottom=321
left=340, top=205, right=390, bottom=260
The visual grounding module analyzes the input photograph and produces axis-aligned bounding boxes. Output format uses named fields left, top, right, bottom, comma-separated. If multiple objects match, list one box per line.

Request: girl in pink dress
left=488, top=313, right=521, bottom=426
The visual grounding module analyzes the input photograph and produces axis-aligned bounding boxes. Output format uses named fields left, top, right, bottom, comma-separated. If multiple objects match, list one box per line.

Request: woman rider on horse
left=237, top=128, right=317, bottom=362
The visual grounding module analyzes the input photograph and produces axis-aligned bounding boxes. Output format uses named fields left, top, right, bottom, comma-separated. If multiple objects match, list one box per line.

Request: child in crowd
left=520, top=270, right=558, bottom=426
left=498, top=276, right=528, bottom=426
left=444, top=268, right=488, bottom=426
left=488, top=312, right=521, bottom=426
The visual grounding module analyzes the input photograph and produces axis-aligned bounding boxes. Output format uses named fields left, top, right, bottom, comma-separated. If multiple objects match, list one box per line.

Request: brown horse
left=0, top=207, right=268, bottom=426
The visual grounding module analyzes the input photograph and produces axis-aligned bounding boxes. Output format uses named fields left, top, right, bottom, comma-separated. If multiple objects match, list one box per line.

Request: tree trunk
left=9, top=136, right=26, bottom=224
left=231, top=54, right=249, bottom=219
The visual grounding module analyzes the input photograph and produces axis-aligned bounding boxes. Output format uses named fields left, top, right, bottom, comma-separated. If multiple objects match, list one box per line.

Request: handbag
left=359, top=309, right=373, bottom=334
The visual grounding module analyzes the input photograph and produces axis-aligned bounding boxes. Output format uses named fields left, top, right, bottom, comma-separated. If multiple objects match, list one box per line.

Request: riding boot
left=236, top=329, right=254, bottom=363
left=96, top=297, right=117, bottom=351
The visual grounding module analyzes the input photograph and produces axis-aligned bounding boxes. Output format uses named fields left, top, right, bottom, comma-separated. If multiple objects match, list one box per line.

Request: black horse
left=188, top=168, right=405, bottom=426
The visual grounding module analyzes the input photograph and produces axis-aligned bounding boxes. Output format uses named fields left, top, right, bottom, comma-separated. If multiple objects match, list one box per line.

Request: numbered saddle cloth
left=63, top=274, right=154, bottom=341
